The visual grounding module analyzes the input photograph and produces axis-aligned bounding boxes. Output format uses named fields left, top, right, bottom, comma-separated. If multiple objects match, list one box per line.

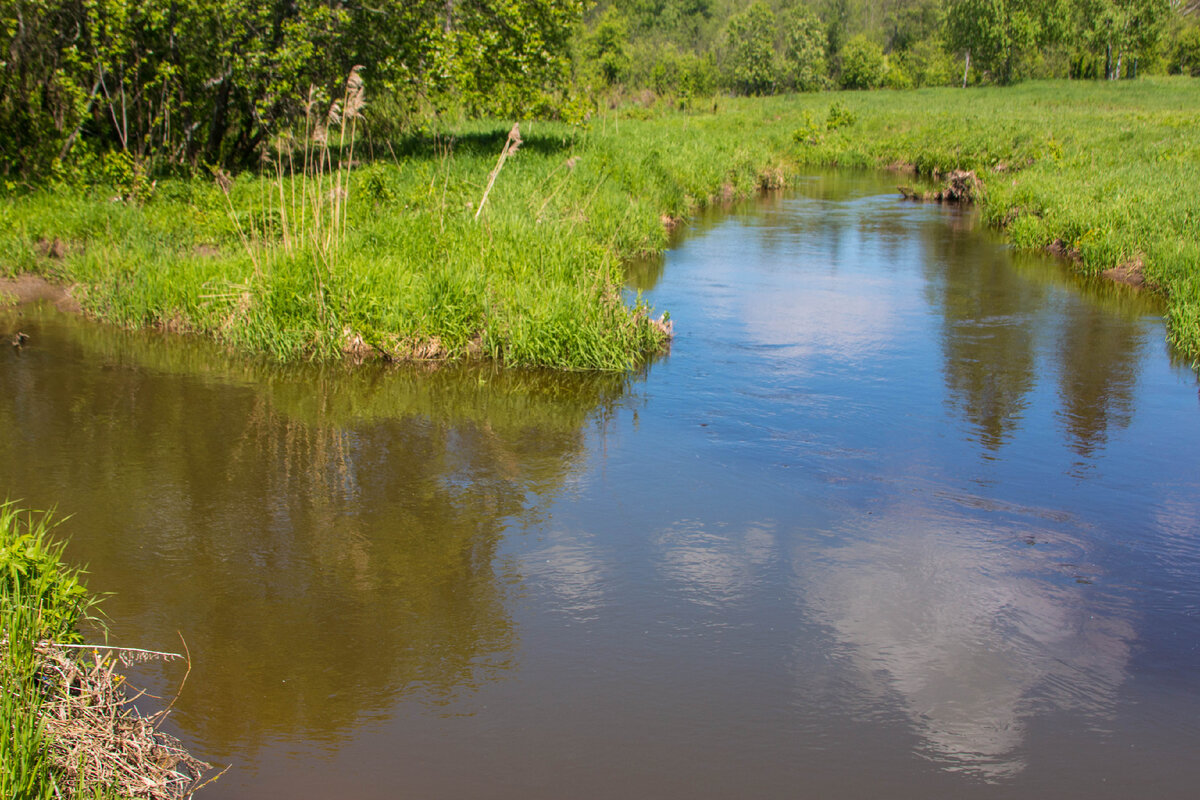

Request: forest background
left=4, top=0, right=1200, bottom=179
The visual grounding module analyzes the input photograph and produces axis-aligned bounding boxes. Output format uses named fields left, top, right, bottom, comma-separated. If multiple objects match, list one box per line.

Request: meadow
left=2, top=77, right=1198, bottom=369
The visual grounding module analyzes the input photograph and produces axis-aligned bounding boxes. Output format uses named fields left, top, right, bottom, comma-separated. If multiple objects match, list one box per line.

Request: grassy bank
left=2, top=77, right=1199, bottom=368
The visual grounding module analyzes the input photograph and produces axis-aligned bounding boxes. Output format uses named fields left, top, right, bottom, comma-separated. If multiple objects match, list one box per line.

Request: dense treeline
left=0, top=0, right=583, bottom=176
left=1, top=1, right=1199, bottom=178
left=579, top=0, right=1200, bottom=98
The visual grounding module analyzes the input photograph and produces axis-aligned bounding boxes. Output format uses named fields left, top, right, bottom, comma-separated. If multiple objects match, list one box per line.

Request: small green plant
left=1, top=501, right=93, bottom=799
left=825, top=101, right=856, bottom=131
left=0, top=501, right=93, bottom=643
left=793, top=110, right=825, bottom=145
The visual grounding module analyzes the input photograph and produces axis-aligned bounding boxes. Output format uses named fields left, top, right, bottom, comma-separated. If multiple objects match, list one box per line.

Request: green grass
left=3, top=77, right=1199, bottom=368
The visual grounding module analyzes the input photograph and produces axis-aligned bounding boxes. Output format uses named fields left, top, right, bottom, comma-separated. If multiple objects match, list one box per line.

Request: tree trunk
left=962, top=50, right=970, bottom=89
left=1106, top=43, right=1113, bottom=80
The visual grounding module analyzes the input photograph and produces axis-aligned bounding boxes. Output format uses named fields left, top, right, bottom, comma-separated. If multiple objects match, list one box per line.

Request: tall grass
left=3, top=78, right=1199, bottom=368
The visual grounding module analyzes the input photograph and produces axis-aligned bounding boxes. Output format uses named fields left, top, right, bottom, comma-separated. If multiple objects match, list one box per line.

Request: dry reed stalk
left=336, top=66, right=365, bottom=248
left=474, top=123, right=523, bottom=222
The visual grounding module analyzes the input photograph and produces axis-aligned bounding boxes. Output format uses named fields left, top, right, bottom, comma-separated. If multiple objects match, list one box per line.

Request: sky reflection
left=801, top=501, right=1134, bottom=780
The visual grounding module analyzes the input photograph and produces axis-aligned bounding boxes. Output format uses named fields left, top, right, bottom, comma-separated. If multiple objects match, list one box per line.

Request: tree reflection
left=0, top=307, right=628, bottom=753
left=924, top=230, right=1046, bottom=453
left=1050, top=280, right=1144, bottom=459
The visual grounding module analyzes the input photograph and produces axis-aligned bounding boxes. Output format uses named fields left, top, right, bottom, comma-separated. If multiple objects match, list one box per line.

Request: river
left=3, top=170, right=1199, bottom=798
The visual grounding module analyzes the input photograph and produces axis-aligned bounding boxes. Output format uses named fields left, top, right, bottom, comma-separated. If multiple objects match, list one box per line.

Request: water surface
left=3, top=170, right=1199, bottom=798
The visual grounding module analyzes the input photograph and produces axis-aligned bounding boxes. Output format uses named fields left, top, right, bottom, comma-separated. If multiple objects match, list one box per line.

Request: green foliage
left=1168, top=19, right=1200, bottom=76
left=895, top=37, right=964, bottom=87
left=840, top=35, right=888, bottom=89
left=945, top=0, right=1070, bottom=84
left=0, top=0, right=587, bottom=177
left=0, top=501, right=93, bottom=644
left=825, top=100, right=856, bottom=129
left=627, top=41, right=718, bottom=98
left=723, top=2, right=777, bottom=95
left=588, top=7, right=633, bottom=86
left=780, top=6, right=829, bottom=92
left=1073, top=0, right=1171, bottom=80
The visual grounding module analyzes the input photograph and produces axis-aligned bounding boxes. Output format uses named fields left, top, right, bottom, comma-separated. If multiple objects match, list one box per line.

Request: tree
left=587, top=7, right=632, bottom=86
left=945, top=0, right=1069, bottom=85
left=840, top=34, right=887, bottom=88
left=781, top=6, right=829, bottom=92
left=723, top=2, right=777, bottom=95
left=1074, top=0, right=1170, bottom=79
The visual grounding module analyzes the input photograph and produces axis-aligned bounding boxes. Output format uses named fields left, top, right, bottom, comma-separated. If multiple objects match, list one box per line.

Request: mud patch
left=1102, top=257, right=1147, bottom=289
left=1045, top=238, right=1082, bottom=261
left=0, top=274, right=83, bottom=313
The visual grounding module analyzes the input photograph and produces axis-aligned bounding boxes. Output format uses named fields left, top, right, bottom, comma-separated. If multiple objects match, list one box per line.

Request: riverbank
left=2, top=78, right=1198, bottom=369
left=0, top=501, right=210, bottom=799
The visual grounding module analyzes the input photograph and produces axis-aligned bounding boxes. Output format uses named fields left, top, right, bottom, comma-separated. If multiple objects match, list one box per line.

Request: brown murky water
left=4, top=171, right=1200, bottom=798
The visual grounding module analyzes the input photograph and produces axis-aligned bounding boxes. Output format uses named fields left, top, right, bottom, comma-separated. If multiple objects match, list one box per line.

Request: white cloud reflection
left=740, top=275, right=901, bottom=361
left=655, top=520, right=777, bottom=608
left=801, top=506, right=1133, bottom=780
left=523, top=535, right=609, bottom=622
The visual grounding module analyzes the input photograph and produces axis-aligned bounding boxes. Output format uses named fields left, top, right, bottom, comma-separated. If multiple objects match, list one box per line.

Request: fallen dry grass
left=11, top=638, right=218, bottom=799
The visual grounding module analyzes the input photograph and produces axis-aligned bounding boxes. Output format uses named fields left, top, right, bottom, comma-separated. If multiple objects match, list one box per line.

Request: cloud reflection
left=524, top=535, right=609, bottom=622
left=655, top=520, right=777, bottom=608
left=802, top=504, right=1133, bottom=780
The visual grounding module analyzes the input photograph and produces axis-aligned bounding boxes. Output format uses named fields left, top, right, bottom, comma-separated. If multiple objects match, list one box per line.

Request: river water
left=3, top=171, right=1199, bottom=798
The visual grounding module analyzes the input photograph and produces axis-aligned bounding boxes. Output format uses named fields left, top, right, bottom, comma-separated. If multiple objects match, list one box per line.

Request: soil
left=1101, top=258, right=1147, bottom=289
left=0, top=274, right=83, bottom=313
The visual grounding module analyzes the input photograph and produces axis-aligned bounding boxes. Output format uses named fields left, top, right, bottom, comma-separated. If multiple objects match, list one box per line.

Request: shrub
left=840, top=36, right=888, bottom=90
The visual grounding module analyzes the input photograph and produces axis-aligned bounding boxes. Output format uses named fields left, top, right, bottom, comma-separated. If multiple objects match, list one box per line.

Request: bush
left=723, top=2, right=778, bottom=95
left=840, top=36, right=888, bottom=90
left=895, top=38, right=961, bottom=88
left=1171, top=25, right=1200, bottom=77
